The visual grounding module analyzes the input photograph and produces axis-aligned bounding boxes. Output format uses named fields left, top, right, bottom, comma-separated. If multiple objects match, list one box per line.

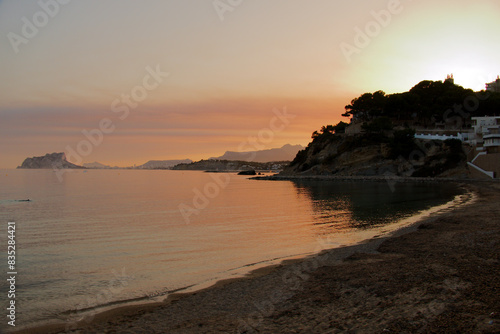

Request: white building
left=414, top=132, right=471, bottom=142
left=486, top=76, right=500, bottom=93
left=484, top=134, right=500, bottom=153
left=415, top=116, right=500, bottom=178
left=472, top=116, right=500, bottom=134
left=444, top=74, right=454, bottom=85
left=471, top=116, right=500, bottom=152
left=467, top=116, right=500, bottom=178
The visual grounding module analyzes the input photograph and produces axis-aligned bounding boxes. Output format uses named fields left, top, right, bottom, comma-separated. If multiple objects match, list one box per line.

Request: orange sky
left=1, top=0, right=500, bottom=168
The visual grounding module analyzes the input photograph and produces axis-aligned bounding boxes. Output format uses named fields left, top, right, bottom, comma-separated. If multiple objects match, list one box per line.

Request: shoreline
left=251, top=174, right=499, bottom=183
left=11, top=181, right=494, bottom=333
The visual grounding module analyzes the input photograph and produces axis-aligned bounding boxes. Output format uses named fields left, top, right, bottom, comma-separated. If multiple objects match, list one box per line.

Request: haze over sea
left=0, top=169, right=462, bottom=329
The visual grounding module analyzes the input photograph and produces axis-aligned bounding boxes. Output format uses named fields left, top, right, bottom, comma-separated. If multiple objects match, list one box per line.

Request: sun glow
left=419, top=66, right=500, bottom=92
left=2, top=0, right=500, bottom=168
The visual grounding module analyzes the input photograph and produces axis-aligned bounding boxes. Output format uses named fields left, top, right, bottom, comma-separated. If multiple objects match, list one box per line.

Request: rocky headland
left=280, top=131, right=471, bottom=179
left=17, top=153, right=85, bottom=169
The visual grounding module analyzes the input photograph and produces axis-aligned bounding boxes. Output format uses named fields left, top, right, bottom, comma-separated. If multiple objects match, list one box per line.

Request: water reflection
left=0, top=170, right=464, bottom=328
left=291, top=180, right=462, bottom=232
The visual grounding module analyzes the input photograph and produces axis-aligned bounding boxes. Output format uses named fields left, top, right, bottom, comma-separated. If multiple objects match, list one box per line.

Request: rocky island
left=17, top=153, right=85, bottom=169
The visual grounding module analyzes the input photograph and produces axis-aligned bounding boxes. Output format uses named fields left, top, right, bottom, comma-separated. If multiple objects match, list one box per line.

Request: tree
left=343, top=91, right=387, bottom=121
left=408, top=80, right=474, bottom=126
left=312, top=124, right=336, bottom=139
left=333, top=121, right=348, bottom=133
left=475, top=91, right=500, bottom=117
left=390, top=129, right=416, bottom=159
left=320, top=125, right=335, bottom=134
left=312, top=121, right=349, bottom=139
left=362, top=117, right=393, bottom=133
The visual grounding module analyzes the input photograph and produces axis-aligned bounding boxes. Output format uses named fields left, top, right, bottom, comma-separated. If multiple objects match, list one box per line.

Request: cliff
left=281, top=132, right=470, bottom=178
left=17, top=153, right=85, bottom=169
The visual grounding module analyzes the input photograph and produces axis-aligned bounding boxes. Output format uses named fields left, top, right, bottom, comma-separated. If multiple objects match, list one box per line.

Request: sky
left=1, top=0, right=500, bottom=168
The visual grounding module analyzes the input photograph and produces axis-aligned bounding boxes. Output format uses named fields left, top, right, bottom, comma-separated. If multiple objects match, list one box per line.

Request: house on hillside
left=415, top=116, right=500, bottom=179
left=471, top=116, right=500, bottom=153
left=341, top=75, right=500, bottom=177
left=467, top=117, right=500, bottom=177
left=444, top=73, right=454, bottom=85
left=486, top=76, right=500, bottom=93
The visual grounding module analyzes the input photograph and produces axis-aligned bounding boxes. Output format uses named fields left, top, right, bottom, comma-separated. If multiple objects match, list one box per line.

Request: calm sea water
left=0, top=169, right=462, bottom=329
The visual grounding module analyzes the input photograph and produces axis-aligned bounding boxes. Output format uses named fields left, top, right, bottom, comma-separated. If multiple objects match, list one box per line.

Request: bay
left=0, top=169, right=462, bottom=329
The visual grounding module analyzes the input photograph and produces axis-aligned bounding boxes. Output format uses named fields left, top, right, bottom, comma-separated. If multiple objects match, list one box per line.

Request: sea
left=0, top=169, right=465, bottom=330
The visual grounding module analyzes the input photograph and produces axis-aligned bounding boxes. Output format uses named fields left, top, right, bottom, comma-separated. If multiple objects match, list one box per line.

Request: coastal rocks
left=237, top=170, right=257, bottom=175
left=17, top=152, right=84, bottom=169
left=283, top=134, right=470, bottom=178
left=172, top=159, right=288, bottom=172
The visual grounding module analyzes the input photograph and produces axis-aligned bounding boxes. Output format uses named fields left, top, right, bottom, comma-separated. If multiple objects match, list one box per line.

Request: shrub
left=444, top=139, right=465, bottom=165
left=390, top=129, right=416, bottom=159
left=322, top=153, right=338, bottom=165
left=290, top=149, right=308, bottom=167
left=362, top=117, right=393, bottom=133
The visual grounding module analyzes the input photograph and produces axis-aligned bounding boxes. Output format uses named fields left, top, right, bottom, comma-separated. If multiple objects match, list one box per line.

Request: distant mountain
left=210, top=144, right=304, bottom=163
left=18, top=153, right=85, bottom=169
left=83, top=161, right=111, bottom=169
left=137, top=159, right=193, bottom=169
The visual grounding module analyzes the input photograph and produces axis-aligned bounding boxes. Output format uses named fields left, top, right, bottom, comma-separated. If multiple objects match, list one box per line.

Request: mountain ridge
left=209, top=144, right=304, bottom=162
left=137, top=159, right=193, bottom=169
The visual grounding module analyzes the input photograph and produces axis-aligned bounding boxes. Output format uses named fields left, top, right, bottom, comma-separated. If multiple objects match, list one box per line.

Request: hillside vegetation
left=342, top=80, right=500, bottom=127
left=282, top=80, right=500, bottom=178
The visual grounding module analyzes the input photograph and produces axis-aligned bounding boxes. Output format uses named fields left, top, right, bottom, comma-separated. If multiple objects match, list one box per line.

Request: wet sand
left=14, top=181, right=500, bottom=333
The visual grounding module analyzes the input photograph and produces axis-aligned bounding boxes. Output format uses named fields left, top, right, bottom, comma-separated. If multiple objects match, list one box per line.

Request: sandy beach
left=15, top=181, right=500, bottom=334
